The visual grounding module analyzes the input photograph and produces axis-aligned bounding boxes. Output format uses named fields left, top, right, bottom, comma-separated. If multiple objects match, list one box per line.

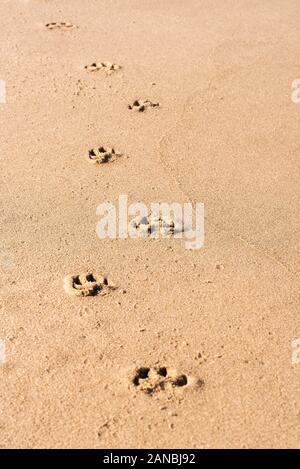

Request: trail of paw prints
left=87, top=145, right=122, bottom=165
left=63, top=273, right=115, bottom=297
left=128, top=99, right=160, bottom=112
left=85, top=62, right=121, bottom=75
left=45, top=22, right=76, bottom=31
left=131, top=366, right=203, bottom=396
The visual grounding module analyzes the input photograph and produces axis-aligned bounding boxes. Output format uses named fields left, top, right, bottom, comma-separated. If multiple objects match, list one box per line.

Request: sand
left=0, top=0, right=299, bottom=448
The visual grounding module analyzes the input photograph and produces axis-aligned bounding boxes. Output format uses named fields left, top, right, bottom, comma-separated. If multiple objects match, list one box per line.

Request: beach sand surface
left=0, top=0, right=299, bottom=448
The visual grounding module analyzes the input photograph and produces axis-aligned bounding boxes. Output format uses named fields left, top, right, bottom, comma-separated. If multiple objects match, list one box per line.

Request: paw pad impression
left=88, top=146, right=121, bottom=165
left=132, top=366, right=199, bottom=395
left=46, top=22, right=75, bottom=31
left=63, top=273, right=115, bottom=297
left=128, top=100, right=160, bottom=112
left=85, top=62, right=121, bottom=75
left=130, top=211, right=182, bottom=237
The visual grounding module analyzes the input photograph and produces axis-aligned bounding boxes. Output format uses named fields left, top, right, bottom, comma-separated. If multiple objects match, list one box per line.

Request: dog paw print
left=130, top=212, right=181, bottom=237
left=46, top=22, right=75, bottom=31
left=84, top=61, right=121, bottom=75
left=63, top=273, right=115, bottom=297
left=132, top=366, right=199, bottom=396
left=88, top=146, right=121, bottom=165
left=128, top=100, right=160, bottom=112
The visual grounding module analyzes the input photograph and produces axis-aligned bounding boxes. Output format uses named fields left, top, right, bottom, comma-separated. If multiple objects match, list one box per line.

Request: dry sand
left=0, top=0, right=299, bottom=448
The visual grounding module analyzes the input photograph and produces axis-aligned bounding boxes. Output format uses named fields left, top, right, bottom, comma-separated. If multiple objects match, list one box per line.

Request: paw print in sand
left=63, top=273, right=115, bottom=297
left=85, top=62, right=121, bottom=75
left=46, top=22, right=75, bottom=31
left=88, top=146, right=121, bottom=165
left=132, top=366, right=201, bottom=396
left=130, top=211, right=182, bottom=237
left=128, top=100, right=160, bottom=112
